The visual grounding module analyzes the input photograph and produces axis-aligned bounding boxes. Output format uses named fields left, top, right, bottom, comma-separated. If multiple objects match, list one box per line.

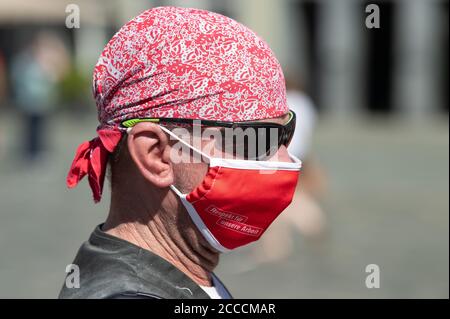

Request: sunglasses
left=121, top=110, right=296, bottom=160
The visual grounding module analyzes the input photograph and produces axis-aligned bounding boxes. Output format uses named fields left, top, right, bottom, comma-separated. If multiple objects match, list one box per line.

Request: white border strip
left=209, top=154, right=302, bottom=171
left=170, top=185, right=230, bottom=253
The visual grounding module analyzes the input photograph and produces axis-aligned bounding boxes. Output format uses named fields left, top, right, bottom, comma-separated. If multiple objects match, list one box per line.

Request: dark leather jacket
left=58, top=224, right=232, bottom=299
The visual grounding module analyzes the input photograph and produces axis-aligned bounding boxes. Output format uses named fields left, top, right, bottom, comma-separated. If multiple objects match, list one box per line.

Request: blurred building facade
left=0, top=0, right=448, bottom=119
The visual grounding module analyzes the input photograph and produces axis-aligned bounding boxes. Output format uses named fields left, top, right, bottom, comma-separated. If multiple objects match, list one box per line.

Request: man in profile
left=59, top=6, right=301, bottom=299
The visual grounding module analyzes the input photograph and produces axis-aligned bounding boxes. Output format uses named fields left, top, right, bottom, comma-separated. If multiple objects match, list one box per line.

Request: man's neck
left=103, top=207, right=219, bottom=287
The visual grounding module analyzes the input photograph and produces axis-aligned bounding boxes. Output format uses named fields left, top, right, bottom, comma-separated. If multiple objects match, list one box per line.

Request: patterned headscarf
left=67, top=6, right=288, bottom=202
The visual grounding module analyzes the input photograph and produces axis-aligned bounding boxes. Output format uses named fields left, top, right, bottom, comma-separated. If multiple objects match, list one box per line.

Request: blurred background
left=0, top=0, right=448, bottom=298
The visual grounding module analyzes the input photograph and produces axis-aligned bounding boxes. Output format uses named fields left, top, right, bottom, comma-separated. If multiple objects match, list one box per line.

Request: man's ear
left=126, top=122, right=174, bottom=188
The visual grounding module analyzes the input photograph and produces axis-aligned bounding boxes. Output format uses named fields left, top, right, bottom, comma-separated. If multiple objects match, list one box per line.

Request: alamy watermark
left=65, top=264, right=80, bottom=289
left=365, top=264, right=381, bottom=288
left=365, top=4, right=380, bottom=29
left=65, top=4, right=80, bottom=29
left=166, top=122, right=282, bottom=164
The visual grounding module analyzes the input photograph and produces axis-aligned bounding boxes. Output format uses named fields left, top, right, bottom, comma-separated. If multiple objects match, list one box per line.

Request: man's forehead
left=251, top=113, right=290, bottom=125
left=161, top=112, right=290, bottom=130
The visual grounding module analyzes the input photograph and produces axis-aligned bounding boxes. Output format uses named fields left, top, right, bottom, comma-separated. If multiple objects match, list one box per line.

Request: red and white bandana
left=67, top=6, right=289, bottom=202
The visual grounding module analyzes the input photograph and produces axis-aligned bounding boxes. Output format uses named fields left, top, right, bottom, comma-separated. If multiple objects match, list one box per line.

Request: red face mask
left=160, top=126, right=302, bottom=252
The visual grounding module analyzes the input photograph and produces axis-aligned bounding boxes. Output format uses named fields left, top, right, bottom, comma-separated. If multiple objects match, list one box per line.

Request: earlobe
left=126, top=123, right=174, bottom=188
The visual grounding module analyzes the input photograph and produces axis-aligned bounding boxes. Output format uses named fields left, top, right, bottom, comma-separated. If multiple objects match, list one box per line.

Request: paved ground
left=0, top=109, right=448, bottom=298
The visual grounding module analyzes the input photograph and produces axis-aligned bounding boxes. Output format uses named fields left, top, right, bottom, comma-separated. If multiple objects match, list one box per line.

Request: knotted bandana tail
left=66, top=129, right=122, bottom=203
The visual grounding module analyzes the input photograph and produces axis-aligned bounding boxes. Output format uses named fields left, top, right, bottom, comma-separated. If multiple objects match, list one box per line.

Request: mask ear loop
left=126, top=125, right=211, bottom=161
left=126, top=125, right=211, bottom=196
left=159, top=125, right=212, bottom=162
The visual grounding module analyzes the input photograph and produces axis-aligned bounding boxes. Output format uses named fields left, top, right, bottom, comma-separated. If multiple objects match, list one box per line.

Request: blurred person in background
left=0, top=50, right=7, bottom=160
left=0, top=50, right=6, bottom=104
left=248, top=74, right=328, bottom=266
left=10, top=31, right=69, bottom=162
left=59, top=7, right=302, bottom=299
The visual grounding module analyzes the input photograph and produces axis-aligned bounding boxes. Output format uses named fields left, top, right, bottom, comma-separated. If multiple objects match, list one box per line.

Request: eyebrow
left=256, top=113, right=290, bottom=125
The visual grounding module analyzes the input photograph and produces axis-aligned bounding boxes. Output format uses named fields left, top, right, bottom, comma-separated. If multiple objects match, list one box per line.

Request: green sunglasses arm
left=121, top=118, right=160, bottom=128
